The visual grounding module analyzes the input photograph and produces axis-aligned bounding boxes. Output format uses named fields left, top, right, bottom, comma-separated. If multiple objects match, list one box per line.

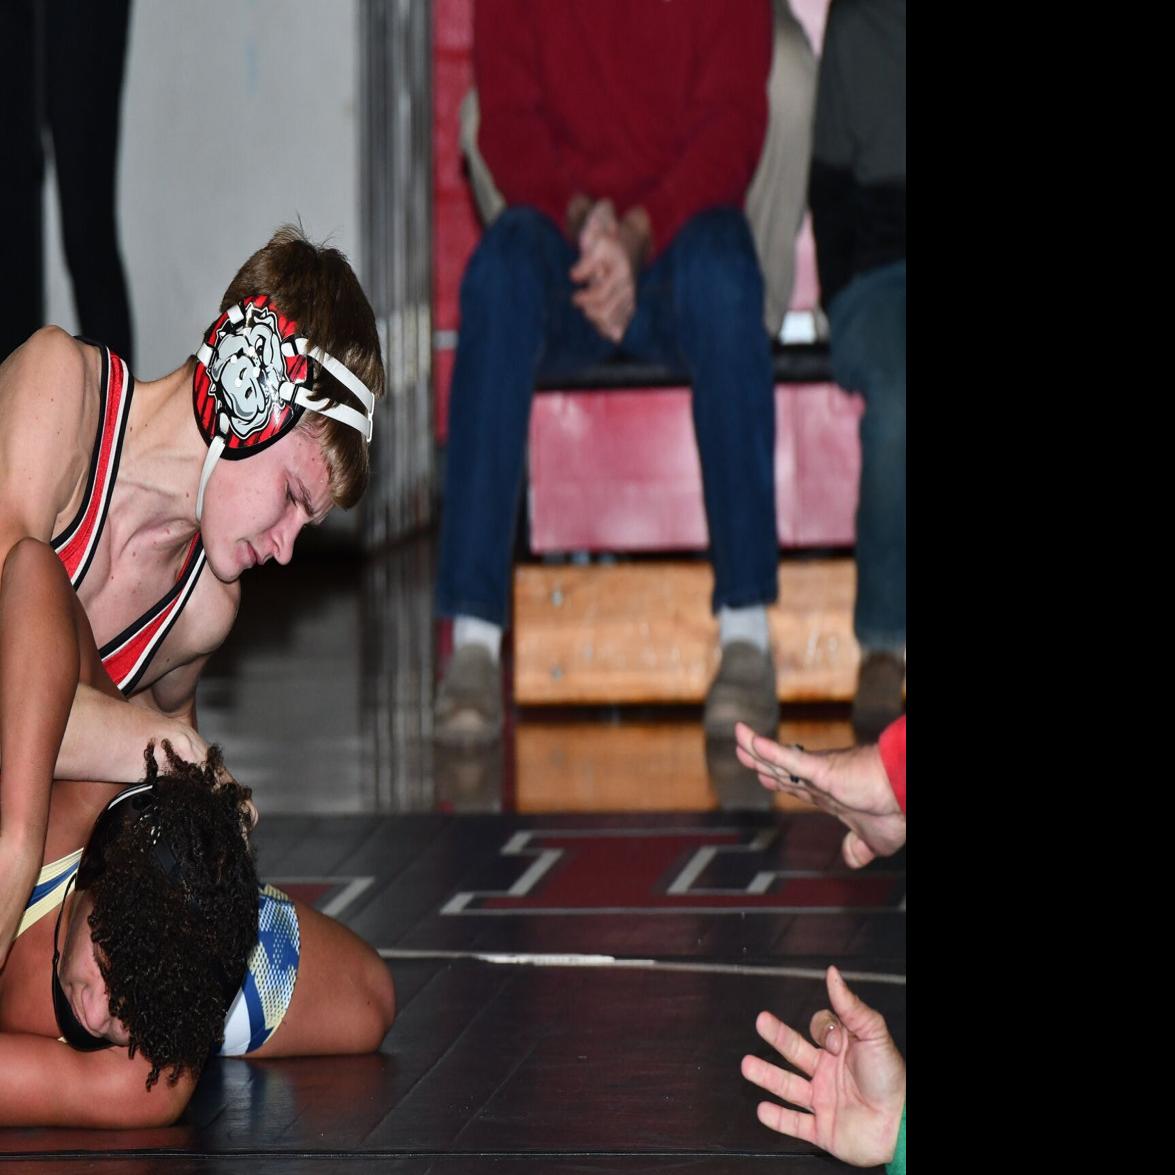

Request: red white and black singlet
left=49, top=344, right=207, bottom=696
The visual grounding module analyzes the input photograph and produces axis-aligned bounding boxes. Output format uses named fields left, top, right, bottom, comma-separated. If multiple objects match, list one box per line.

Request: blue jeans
left=828, top=260, right=906, bottom=651
left=437, top=206, right=778, bottom=626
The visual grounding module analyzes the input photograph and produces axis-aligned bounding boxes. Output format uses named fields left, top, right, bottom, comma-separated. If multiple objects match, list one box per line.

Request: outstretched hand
left=734, top=723, right=905, bottom=868
left=741, top=965, right=905, bottom=1168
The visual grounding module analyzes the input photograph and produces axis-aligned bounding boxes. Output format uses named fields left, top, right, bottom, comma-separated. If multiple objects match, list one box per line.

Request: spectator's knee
left=462, top=206, right=557, bottom=300
left=673, top=209, right=764, bottom=327
left=860, top=386, right=905, bottom=452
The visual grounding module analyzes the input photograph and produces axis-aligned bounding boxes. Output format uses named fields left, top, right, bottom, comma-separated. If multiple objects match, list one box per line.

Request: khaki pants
left=459, top=0, right=817, bottom=337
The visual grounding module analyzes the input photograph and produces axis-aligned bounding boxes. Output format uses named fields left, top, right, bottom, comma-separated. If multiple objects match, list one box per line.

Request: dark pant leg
left=436, top=206, right=613, bottom=626
left=623, top=208, right=778, bottom=613
left=45, top=0, right=134, bottom=364
left=828, top=260, right=906, bottom=650
left=0, top=0, right=46, bottom=362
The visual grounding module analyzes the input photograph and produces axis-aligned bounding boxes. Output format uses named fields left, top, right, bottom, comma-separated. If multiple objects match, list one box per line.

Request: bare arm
left=0, top=595, right=210, bottom=965
left=53, top=682, right=208, bottom=781
left=53, top=581, right=210, bottom=783
left=1, top=609, right=212, bottom=789
left=51, top=551, right=237, bottom=782
left=0, top=540, right=79, bottom=967
left=0, top=330, right=92, bottom=963
left=0, top=1033, right=194, bottom=1128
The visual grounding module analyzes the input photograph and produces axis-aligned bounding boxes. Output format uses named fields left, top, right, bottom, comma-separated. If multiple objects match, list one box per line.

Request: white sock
left=718, top=604, right=770, bottom=653
left=453, top=615, right=503, bottom=662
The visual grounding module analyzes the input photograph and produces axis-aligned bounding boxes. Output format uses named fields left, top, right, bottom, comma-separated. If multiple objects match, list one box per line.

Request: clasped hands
left=568, top=196, right=649, bottom=343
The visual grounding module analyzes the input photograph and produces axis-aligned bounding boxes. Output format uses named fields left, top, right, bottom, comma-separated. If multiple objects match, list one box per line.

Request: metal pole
left=360, top=0, right=434, bottom=551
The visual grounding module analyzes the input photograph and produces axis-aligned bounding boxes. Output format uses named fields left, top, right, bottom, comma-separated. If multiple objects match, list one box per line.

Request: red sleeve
left=473, top=0, right=578, bottom=231
left=878, top=715, right=906, bottom=814
left=635, top=0, right=771, bottom=256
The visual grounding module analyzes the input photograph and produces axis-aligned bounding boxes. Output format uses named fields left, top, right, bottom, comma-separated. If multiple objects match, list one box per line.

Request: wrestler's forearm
left=0, top=539, right=78, bottom=860
left=51, top=682, right=206, bottom=784
left=0, top=540, right=79, bottom=964
left=0, top=1033, right=192, bottom=1127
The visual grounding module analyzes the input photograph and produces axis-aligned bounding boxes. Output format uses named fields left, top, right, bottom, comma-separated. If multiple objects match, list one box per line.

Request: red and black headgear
left=192, top=295, right=375, bottom=520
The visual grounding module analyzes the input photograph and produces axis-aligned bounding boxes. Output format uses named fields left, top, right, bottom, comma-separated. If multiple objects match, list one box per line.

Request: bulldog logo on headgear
left=207, top=302, right=288, bottom=441
left=193, top=294, right=310, bottom=458
left=191, top=293, right=376, bottom=523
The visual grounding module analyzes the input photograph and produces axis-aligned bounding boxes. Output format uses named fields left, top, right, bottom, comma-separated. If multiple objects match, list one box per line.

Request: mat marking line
left=440, top=904, right=904, bottom=915
left=266, top=875, right=375, bottom=918
left=377, top=947, right=905, bottom=986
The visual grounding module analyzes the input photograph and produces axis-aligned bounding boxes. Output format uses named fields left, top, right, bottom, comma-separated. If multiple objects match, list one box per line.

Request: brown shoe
left=852, top=650, right=905, bottom=743
left=703, top=641, right=779, bottom=739
left=434, top=645, right=503, bottom=747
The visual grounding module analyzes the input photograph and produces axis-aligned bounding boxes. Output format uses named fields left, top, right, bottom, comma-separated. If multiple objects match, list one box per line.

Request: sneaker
left=434, top=645, right=503, bottom=747
left=852, top=650, right=905, bottom=743
left=703, top=640, right=779, bottom=739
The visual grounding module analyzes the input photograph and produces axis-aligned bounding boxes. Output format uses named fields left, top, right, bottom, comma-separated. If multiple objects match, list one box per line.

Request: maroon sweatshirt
left=473, top=0, right=771, bottom=258
left=878, top=715, right=906, bottom=814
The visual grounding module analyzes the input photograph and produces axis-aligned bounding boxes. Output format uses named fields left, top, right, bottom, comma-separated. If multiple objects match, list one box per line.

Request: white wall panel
left=45, top=0, right=360, bottom=382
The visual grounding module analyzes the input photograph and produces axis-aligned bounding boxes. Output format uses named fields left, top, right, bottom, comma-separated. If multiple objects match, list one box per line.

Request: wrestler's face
left=199, top=429, right=333, bottom=583
left=57, top=890, right=131, bottom=1046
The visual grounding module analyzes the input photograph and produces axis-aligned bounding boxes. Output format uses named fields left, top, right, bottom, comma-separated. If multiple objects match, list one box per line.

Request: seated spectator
left=434, top=0, right=790, bottom=746
left=809, top=0, right=907, bottom=741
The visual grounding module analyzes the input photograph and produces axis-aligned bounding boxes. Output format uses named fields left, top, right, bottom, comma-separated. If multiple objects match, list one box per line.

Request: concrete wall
left=45, top=0, right=361, bottom=382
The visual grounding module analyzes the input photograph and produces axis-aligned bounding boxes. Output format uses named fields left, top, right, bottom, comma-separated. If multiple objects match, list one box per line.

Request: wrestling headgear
left=192, top=295, right=376, bottom=521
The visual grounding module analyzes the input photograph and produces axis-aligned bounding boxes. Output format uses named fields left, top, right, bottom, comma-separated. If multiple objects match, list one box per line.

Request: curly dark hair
left=84, top=742, right=259, bottom=1089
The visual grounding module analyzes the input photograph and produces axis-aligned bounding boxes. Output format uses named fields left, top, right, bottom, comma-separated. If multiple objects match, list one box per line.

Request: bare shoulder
left=0, top=327, right=96, bottom=540
left=0, top=325, right=92, bottom=417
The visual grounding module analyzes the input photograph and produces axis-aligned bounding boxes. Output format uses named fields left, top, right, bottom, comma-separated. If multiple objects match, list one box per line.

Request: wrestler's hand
left=0, top=834, right=40, bottom=969
left=148, top=719, right=210, bottom=775
left=207, top=756, right=259, bottom=836
left=741, top=965, right=905, bottom=1167
left=734, top=723, right=905, bottom=868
